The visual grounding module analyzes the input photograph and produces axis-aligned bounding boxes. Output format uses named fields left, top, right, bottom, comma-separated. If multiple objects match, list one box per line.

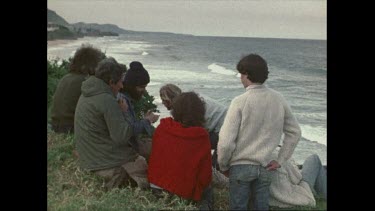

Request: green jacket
left=75, top=76, right=136, bottom=171
left=51, top=73, right=87, bottom=130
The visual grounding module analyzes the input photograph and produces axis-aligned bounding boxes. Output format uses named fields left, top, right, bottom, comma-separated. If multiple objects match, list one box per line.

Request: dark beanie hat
left=123, top=61, right=150, bottom=86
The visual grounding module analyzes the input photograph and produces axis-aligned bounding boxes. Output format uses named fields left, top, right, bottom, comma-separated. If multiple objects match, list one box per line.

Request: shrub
left=47, top=59, right=70, bottom=108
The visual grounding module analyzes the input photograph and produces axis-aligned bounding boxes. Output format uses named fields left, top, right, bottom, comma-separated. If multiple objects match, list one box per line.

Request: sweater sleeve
left=103, top=97, right=133, bottom=146
left=217, top=99, right=241, bottom=171
left=277, top=96, right=301, bottom=166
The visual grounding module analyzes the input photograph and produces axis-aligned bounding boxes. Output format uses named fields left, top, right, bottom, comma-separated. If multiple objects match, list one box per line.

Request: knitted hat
left=123, top=61, right=150, bottom=86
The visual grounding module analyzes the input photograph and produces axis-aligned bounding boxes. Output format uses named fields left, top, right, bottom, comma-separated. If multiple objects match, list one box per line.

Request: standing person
left=217, top=54, right=301, bottom=210
left=148, top=92, right=213, bottom=210
left=159, top=84, right=227, bottom=170
left=118, top=61, right=159, bottom=159
left=51, top=44, right=106, bottom=133
left=269, top=152, right=326, bottom=208
left=74, top=57, right=149, bottom=190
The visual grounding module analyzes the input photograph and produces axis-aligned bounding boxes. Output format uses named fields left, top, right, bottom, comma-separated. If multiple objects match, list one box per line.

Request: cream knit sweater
left=217, top=84, right=301, bottom=171
left=269, top=150, right=316, bottom=208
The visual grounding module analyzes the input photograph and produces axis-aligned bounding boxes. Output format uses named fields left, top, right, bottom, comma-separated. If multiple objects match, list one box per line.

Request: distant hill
left=47, top=9, right=71, bottom=28
left=47, top=8, right=186, bottom=41
left=71, top=22, right=135, bottom=34
left=47, top=8, right=126, bottom=40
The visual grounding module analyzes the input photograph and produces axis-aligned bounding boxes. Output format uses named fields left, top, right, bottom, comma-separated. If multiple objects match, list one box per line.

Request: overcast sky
left=47, top=0, right=326, bottom=40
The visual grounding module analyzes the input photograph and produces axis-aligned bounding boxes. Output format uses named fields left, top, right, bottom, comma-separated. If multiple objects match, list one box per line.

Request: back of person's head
left=70, top=44, right=106, bottom=75
left=236, top=54, right=269, bottom=83
left=160, top=84, right=182, bottom=102
left=123, top=61, right=150, bottom=86
left=171, top=92, right=206, bottom=127
left=95, top=57, right=123, bottom=85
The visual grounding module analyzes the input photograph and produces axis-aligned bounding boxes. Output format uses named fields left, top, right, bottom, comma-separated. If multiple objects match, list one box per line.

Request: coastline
left=47, top=39, right=77, bottom=47
left=47, top=37, right=95, bottom=60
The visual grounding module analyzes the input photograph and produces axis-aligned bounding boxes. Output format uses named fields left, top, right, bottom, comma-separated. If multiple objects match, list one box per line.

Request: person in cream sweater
left=217, top=54, right=301, bottom=210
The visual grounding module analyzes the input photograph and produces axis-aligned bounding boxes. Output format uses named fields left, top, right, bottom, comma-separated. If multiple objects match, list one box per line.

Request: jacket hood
left=81, top=76, right=115, bottom=97
left=158, top=117, right=208, bottom=139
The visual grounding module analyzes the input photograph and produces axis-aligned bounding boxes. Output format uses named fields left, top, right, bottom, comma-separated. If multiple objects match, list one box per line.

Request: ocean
left=48, top=33, right=327, bottom=165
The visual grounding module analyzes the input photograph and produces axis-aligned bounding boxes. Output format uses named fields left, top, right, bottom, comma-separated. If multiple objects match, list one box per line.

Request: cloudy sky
left=48, top=0, right=326, bottom=40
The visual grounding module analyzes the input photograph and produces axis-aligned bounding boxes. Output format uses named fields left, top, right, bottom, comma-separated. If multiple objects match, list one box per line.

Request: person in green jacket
left=74, top=57, right=149, bottom=190
left=51, top=44, right=106, bottom=133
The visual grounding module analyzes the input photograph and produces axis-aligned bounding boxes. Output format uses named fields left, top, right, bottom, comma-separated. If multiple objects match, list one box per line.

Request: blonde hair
left=159, top=84, right=182, bottom=101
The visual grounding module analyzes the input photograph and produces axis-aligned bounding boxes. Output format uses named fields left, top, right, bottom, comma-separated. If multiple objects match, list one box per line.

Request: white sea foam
left=198, top=84, right=242, bottom=89
left=47, top=36, right=155, bottom=61
left=147, top=81, right=162, bottom=86
left=300, top=124, right=327, bottom=146
left=296, top=112, right=327, bottom=121
left=148, top=66, right=226, bottom=83
left=208, top=63, right=236, bottom=76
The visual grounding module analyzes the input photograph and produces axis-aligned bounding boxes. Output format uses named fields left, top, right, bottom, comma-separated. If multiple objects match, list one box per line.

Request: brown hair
left=70, top=44, right=106, bottom=75
left=171, top=92, right=206, bottom=127
left=237, top=54, right=269, bottom=83
left=159, top=84, right=182, bottom=101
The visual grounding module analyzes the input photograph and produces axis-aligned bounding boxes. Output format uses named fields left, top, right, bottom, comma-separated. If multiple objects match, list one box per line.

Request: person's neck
left=245, top=82, right=263, bottom=90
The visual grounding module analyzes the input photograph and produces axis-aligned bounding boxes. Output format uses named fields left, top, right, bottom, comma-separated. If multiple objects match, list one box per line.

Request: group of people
left=50, top=44, right=326, bottom=210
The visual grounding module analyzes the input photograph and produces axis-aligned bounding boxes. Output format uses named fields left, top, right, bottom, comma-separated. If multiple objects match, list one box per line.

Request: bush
left=134, top=91, right=159, bottom=120
left=47, top=59, right=70, bottom=108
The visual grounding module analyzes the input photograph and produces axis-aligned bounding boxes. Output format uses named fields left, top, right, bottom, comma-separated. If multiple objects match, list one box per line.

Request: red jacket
left=148, top=117, right=212, bottom=201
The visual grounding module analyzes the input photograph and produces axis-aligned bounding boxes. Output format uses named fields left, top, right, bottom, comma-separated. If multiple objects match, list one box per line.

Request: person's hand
left=144, top=110, right=160, bottom=124
left=118, top=98, right=128, bottom=112
left=266, top=160, right=281, bottom=171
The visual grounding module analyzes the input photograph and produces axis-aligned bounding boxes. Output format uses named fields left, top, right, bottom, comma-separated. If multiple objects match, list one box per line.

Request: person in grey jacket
left=159, top=84, right=227, bottom=170
left=74, top=57, right=149, bottom=190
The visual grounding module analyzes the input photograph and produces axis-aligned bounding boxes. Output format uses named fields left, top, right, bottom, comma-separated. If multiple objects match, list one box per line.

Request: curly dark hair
left=171, top=92, right=206, bottom=127
left=236, top=54, right=269, bottom=83
left=69, top=44, right=106, bottom=75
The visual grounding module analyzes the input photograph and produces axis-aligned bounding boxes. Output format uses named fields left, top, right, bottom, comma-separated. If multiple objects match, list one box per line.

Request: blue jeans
left=301, top=154, right=327, bottom=200
left=229, top=164, right=273, bottom=210
left=198, top=185, right=214, bottom=210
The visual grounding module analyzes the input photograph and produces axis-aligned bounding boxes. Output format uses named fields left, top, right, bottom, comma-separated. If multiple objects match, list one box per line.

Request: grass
left=47, top=131, right=326, bottom=210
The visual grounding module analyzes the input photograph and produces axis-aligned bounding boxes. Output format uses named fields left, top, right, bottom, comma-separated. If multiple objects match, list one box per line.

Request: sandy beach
left=47, top=38, right=95, bottom=60
left=47, top=39, right=78, bottom=47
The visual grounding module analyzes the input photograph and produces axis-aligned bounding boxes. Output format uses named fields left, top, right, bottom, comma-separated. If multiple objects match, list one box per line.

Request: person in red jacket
left=148, top=91, right=213, bottom=210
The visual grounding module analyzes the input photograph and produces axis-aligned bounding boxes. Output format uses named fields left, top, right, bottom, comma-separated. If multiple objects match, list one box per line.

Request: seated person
left=74, top=57, right=148, bottom=190
left=51, top=44, right=105, bottom=133
left=268, top=149, right=327, bottom=208
left=118, top=61, right=159, bottom=159
left=159, top=84, right=227, bottom=171
left=147, top=92, right=213, bottom=209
